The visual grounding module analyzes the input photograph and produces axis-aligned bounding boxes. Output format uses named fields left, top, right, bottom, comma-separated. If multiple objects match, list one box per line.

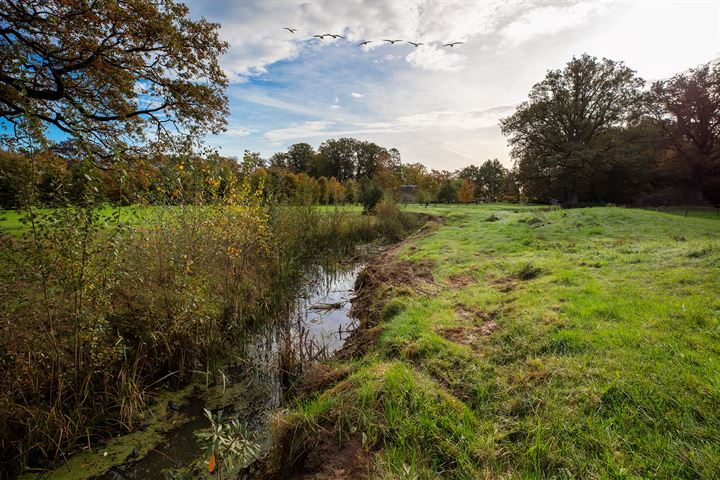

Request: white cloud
left=224, top=126, right=251, bottom=137
left=264, top=121, right=335, bottom=142
left=331, top=105, right=341, bottom=109
left=351, top=92, right=364, bottom=98
left=405, top=45, right=464, bottom=72
left=501, top=2, right=606, bottom=46
left=262, top=105, right=514, bottom=143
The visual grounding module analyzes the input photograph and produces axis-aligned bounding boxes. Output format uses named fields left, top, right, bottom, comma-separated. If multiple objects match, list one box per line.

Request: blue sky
left=188, top=1, right=719, bottom=170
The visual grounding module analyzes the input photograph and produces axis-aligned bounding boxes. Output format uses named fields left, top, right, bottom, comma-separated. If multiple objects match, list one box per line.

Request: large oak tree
left=0, top=0, right=229, bottom=152
left=501, top=54, right=644, bottom=204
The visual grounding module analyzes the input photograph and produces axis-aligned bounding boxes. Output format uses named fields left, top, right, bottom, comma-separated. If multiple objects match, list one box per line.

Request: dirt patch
left=491, top=276, right=516, bottom=292
left=293, top=435, right=370, bottom=480
left=437, top=322, right=499, bottom=348
left=447, top=273, right=473, bottom=288
left=455, top=304, right=498, bottom=324
left=335, top=325, right=384, bottom=360
left=438, top=304, right=501, bottom=347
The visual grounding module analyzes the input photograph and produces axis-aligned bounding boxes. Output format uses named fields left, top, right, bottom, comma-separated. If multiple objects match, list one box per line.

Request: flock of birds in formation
left=282, top=27, right=464, bottom=47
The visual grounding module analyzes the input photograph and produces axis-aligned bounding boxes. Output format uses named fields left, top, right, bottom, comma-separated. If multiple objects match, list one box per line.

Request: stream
left=97, top=263, right=362, bottom=479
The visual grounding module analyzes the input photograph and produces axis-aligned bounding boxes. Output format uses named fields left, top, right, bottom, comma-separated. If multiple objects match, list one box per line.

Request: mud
left=293, top=435, right=369, bottom=480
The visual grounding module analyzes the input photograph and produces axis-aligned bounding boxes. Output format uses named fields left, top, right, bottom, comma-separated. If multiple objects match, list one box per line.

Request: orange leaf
left=208, top=452, right=216, bottom=473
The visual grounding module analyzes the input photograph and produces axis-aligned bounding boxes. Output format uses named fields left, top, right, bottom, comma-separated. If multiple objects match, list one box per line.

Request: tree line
left=501, top=55, right=720, bottom=206
left=0, top=137, right=519, bottom=210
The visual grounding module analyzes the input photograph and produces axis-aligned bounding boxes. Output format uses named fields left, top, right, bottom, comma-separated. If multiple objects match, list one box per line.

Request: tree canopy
left=646, top=63, right=720, bottom=202
left=0, top=0, right=228, bottom=152
left=501, top=54, right=644, bottom=204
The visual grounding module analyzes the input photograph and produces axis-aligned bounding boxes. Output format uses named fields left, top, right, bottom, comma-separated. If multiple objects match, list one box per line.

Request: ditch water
left=97, top=263, right=363, bottom=479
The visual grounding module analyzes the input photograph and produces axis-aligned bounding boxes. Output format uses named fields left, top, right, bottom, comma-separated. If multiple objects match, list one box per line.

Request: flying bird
left=313, top=34, right=331, bottom=39
left=283, top=27, right=298, bottom=34
left=443, top=42, right=463, bottom=47
left=330, top=34, right=346, bottom=39
left=382, top=39, right=403, bottom=45
left=357, top=40, right=373, bottom=46
left=407, top=42, right=424, bottom=47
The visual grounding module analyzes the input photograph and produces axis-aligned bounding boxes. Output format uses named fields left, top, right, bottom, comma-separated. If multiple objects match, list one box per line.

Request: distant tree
left=343, top=179, right=359, bottom=204
left=459, top=164, right=481, bottom=187
left=241, top=151, right=264, bottom=175
left=286, top=143, right=315, bottom=173
left=477, top=159, right=507, bottom=201
left=358, top=177, right=383, bottom=213
left=294, top=173, right=320, bottom=205
left=458, top=179, right=475, bottom=204
left=501, top=54, right=644, bottom=204
left=355, top=140, right=386, bottom=178
left=388, top=148, right=402, bottom=174
left=374, top=163, right=402, bottom=197
left=268, top=152, right=289, bottom=170
left=499, top=168, right=521, bottom=203
left=0, top=0, right=228, bottom=152
left=402, top=162, right=428, bottom=187
left=437, top=179, right=457, bottom=203
left=326, top=177, right=345, bottom=204
left=316, top=138, right=356, bottom=180
left=646, top=63, right=720, bottom=203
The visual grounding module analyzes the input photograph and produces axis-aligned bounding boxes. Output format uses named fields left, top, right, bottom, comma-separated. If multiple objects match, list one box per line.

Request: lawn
left=276, top=204, right=720, bottom=479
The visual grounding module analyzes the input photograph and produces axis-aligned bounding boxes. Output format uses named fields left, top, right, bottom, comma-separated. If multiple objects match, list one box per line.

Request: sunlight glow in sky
left=187, top=0, right=720, bottom=170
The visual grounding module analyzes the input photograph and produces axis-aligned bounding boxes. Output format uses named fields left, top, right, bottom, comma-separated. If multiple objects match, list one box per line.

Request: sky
left=187, top=0, right=720, bottom=171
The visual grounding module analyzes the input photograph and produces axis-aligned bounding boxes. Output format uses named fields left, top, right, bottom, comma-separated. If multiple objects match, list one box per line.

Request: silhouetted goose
left=357, top=40, right=373, bottom=46
left=330, top=34, right=346, bottom=39
left=382, top=39, right=403, bottom=45
left=443, top=42, right=463, bottom=47
left=283, top=27, right=298, bottom=33
left=313, top=34, right=331, bottom=39
left=407, top=42, right=424, bottom=47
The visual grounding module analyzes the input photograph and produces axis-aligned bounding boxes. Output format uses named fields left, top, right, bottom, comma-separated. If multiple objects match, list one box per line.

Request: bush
left=358, top=178, right=383, bottom=214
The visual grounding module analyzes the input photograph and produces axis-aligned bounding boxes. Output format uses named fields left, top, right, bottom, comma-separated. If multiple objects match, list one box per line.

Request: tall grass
left=0, top=184, right=419, bottom=477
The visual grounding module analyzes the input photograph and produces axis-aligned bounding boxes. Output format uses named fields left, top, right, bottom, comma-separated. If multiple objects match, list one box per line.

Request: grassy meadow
left=272, top=204, right=720, bottom=479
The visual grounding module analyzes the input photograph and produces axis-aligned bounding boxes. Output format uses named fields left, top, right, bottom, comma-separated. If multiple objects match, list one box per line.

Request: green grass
left=0, top=204, right=365, bottom=233
left=274, top=205, right=720, bottom=479
left=0, top=205, right=153, bottom=232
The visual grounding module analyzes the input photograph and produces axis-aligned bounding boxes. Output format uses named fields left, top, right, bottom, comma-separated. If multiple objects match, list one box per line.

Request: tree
left=358, top=177, right=383, bottom=213
left=355, top=140, right=386, bottom=179
left=343, top=179, right=359, bottom=204
left=646, top=63, right=720, bottom=203
left=0, top=0, right=228, bottom=152
left=286, top=143, right=315, bottom=173
left=316, top=138, right=356, bottom=180
left=501, top=54, right=644, bottom=204
left=241, top=151, right=264, bottom=176
left=477, top=159, right=507, bottom=201
left=437, top=179, right=457, bottom=203
left=458, top=179, right=475, bottom=204
left=268, top=152, right=289, bottom=170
